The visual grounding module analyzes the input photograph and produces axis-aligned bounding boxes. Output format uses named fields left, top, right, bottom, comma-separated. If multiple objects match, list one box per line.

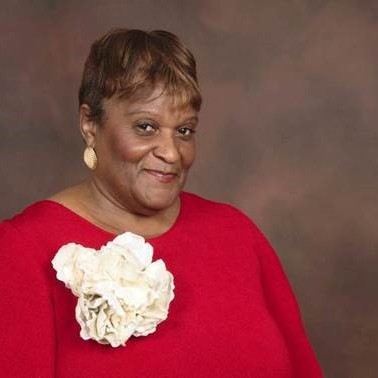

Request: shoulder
left=181, top=191, right=259, bottom=231
left=0, top=202, right=58, bottom=271
left=0, top=200, right=82, bottom=253
left=2, top=200, right=60, bottom=232
left=180, top=192, right=277, bottom=262
left=1, top=201, right=59, bottom=250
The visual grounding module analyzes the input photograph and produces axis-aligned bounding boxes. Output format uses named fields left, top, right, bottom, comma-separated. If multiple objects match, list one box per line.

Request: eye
left=177, top=127, right=196, bottom=138
left=135, top=122, right=157, bottom=135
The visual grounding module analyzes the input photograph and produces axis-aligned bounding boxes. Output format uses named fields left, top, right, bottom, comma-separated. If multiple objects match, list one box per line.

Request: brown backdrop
left=1, top=1, right=377, bottom=376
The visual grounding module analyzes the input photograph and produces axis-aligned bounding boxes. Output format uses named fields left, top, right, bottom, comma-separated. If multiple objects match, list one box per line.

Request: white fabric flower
left=52, top=232, right=174, bottom=347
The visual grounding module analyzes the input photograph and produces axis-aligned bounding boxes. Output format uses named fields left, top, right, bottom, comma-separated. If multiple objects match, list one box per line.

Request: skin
left=50, top=87, right=199, bottom=238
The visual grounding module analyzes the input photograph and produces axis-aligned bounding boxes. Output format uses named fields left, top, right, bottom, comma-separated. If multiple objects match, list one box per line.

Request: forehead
left=104, top=86, right=197, bottom=120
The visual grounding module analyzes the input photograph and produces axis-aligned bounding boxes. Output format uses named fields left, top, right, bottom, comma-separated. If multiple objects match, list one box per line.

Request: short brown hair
left=78, top=28, right=202, bottom=122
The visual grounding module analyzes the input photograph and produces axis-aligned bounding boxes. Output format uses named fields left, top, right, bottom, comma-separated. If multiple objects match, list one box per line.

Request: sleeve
left=252, top=222, right=323, bottom=378
left=0, top=221, right=55, bottom=377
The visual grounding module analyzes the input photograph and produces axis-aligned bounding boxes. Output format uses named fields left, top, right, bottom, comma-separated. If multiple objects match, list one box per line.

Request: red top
left=0, top=192, right=322, bottom=377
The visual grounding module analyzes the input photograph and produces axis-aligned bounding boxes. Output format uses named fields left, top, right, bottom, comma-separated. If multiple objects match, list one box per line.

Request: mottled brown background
left=1, top=0, right=377, bottom=376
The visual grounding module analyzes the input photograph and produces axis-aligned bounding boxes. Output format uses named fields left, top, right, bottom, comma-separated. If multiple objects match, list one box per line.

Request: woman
left=0, top=29, right=322, bottom=377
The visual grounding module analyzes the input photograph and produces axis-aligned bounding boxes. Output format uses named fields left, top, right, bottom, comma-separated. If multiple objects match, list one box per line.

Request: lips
left=143, top=169, right=179, bottom=183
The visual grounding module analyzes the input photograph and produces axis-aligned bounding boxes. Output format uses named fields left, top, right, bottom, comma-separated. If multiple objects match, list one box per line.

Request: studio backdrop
left=1, top=1, right=377, bottom=377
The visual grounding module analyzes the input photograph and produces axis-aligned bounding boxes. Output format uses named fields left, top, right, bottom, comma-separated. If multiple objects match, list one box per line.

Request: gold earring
left=83, top=146, right=97, bottom=170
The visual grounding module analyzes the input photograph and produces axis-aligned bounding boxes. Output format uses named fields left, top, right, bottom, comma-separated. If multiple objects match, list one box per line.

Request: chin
left=138, top=188, right=181, bottom=212
left=143, top=196, right=178, bottom=211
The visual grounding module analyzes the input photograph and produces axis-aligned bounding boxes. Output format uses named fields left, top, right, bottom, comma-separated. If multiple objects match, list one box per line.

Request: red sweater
left=0, top=192, right=322, bottom=377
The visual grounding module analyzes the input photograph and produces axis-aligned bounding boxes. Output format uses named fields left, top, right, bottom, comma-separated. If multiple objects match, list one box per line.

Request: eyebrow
left=125, top=110, right=199, bottom=124
left=125, top=110, right=157, bottom=117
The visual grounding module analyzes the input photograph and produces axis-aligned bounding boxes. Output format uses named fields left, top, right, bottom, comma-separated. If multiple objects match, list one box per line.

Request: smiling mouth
left=144, top=169, right=179, bottom=183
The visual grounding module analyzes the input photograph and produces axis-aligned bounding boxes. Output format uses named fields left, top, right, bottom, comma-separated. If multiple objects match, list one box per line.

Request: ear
left=79, top=104, right=98, bottom=147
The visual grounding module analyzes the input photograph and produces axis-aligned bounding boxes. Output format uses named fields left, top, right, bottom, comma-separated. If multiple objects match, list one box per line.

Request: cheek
left=181, top=142, right=196, bottom=168
left=112, top=136, right=151, bottom=163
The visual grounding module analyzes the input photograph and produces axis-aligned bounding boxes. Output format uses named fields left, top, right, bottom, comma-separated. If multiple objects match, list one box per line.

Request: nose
left=152, top=132, right=180, bottom=164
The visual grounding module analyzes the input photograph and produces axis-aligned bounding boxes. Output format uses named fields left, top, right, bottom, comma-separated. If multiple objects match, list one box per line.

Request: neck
left=77, top=179, right=180, bottom=238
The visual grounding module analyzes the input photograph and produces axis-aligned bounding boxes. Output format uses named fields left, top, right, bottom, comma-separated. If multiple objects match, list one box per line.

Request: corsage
left=52, top=232, right=174, bottom=347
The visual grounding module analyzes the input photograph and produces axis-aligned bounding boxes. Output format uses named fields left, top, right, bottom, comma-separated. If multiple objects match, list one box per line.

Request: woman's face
left=91, top=87, right=199, bottom=215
